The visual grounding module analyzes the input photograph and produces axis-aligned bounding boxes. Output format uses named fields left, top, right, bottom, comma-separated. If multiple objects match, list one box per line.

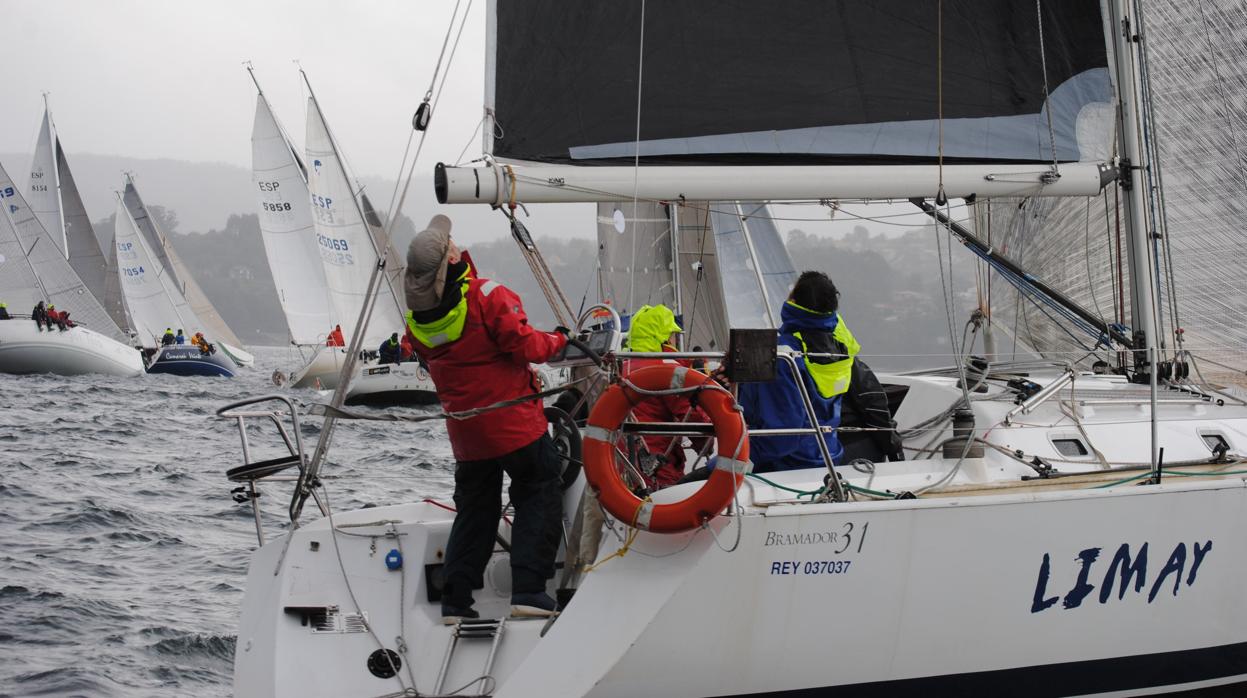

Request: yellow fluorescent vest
left=793, top=316, right=860, bottom=398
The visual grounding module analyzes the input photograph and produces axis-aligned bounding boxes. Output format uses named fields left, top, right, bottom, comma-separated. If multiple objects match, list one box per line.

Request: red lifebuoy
left=583, top=364, right=750, bottom=533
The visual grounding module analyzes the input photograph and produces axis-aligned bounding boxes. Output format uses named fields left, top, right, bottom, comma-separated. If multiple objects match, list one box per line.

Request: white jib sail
left=251, top=95, right=332, bottom=345
left=113, top=198, right=202, bottom=349
left=304, top=95, right=404, bottom=346
left=0, top=159, right=125, bottom=342
left=121, top=178, right=245, bottom=349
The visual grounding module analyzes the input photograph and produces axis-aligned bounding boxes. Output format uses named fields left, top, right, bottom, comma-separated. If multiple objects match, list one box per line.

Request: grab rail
left=216, top=395, right=316, bottom=544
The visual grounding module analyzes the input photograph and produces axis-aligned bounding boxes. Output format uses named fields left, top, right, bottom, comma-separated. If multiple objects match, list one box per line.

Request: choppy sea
left=0, top=346, right=455, bottom=697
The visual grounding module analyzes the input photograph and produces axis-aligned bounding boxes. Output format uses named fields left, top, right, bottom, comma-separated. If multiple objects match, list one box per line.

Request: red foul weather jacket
left=621, top=352, right=711, bottom=489
left=408, top=277, right=567, bottom=462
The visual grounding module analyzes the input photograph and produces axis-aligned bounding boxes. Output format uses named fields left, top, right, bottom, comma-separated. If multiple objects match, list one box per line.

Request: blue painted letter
left=1186, top=540, right=1212, bottom=586
left=1148, top=543, right=1187, bottom=603
left=1063, top=547, right=1101, bottom=609
left=1099, top=542, right=1148, bottom=603
left=1032, top=553, right=1059, bottom=613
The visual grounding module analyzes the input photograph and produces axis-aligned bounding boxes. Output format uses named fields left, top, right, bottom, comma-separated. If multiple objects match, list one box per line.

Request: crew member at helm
left=403, top=214, right=568, bottom=623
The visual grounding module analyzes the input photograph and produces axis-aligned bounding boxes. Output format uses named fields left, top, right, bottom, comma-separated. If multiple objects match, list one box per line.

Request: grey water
left=0, top=346, right=455, bottom=697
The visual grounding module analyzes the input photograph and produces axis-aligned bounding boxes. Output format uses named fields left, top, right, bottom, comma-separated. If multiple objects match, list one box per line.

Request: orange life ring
left=583, top=363, right=750, bottom=533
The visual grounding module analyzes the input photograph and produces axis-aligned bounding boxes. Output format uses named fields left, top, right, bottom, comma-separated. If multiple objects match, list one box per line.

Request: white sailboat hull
left=231, top=476, right=1247, bottom=697
left=342, top=362, right=438, bottom=407
left=228, top=369, right=1247, bottom=696
left=0, top=320, right=143, bottom=377
left=286, top=346, right=347, bottom=390
left=220, top=342, right=255, bottom=368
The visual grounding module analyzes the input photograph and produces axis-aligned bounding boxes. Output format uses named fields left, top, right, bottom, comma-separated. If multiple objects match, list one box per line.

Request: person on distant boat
left=404, top=214, right=568, bottom=624
left=175, top=329, right=186, bottom=345
left=191, top=332, right=211, bottom=354
left=0, top=302, right=10, bottom=320
left=326, top=324, right=345, bottom=347
left=48, top=304, right=67, bottom=331
left=735, top=271, right=858, bottom=472
left=32, top=301, right=48, bottom=330
left=378, top=333, right=403, bottom=364
left=161, top=328, right=176, bottom=346
left=58, top=310, right=73, bottom=329
left=400, top=331, right=415, bottom=363
left=620, top=304, right=710, bottom=490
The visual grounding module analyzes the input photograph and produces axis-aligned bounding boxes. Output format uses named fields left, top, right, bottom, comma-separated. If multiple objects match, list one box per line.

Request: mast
left=1108, top=0, right=1162, bottom=476
left=1107, top=0, right=1160, bottom=368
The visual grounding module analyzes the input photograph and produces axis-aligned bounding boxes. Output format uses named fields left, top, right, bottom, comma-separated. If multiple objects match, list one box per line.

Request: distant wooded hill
left=92, top=205, right=978, bottom=369
left=24, top=152, right=980, bottom=366
left=0, top=151, right=591, bottom=243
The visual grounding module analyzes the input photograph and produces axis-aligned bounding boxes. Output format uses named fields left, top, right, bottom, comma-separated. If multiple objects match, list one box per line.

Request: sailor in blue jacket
left=737, top=271, right=860, bottom=472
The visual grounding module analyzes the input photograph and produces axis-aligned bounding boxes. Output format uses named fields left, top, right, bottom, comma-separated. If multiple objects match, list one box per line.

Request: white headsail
left=122, top=176, right=245, bottom=349
left=0, top=159, right=125, bottom=342
left=304, top=92, right=405, bottom=346
left=250, top=92, right=333, bottom=345
left=112, top=197, right=201, bottom=349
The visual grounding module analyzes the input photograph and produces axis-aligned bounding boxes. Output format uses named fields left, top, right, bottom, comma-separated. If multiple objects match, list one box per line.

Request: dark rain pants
left=441, top=434, right=563, bottom=607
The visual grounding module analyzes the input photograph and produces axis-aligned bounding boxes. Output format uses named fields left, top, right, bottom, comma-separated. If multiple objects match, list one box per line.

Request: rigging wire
left=1035, top=0, right=1061, bottom=173
left=627, top=0, right=648, bottom=314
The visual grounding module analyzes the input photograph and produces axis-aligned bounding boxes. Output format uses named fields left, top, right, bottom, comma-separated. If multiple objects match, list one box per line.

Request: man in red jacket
left=404, top=215, right=568, bottom=623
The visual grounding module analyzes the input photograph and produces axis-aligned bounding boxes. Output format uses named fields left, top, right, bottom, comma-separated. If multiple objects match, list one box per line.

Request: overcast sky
left=0, top=1, right=937, bottom=241
left=1, top=1, right=487, bottom=178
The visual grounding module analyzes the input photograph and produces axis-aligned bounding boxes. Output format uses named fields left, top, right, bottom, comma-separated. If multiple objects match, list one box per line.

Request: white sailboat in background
left=246, top=68, right=336, bottom=388
left=121, top=174, right=255, bottom=369
left=25, top=100, right=129, bottom=331
left=113, top=189, right=235, bottom=378
left=0, top=158, right=142, bottom=377
left=295, top=71, right=435, bottom=405
left=223, top=1, right=1247, bottom=696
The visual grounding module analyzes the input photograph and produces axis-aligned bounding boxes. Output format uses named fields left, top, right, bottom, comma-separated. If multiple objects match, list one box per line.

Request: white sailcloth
left=112, top=198, right=201, bottom=348
left=121, top=178, right=245, bottom=349
left=26, top=111, right=67, bottom=257
left=304, top=95, right=404, bottom=346
left=251, top=95, right=332, bottom=345
left=0, top=159, right=125, bottom=341
left=26, top=108, right=115, bottom=315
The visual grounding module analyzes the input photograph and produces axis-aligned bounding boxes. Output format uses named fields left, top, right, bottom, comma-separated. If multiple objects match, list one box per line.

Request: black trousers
left=442, top=434, right=563, bottom=607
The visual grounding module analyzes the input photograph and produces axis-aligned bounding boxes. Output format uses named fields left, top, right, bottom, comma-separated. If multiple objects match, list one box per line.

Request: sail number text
left=262, top=202, right=292, bottom=213
left=318, top=234, right=354, bottom=266
left=122, top=266, right=145, bottom=277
